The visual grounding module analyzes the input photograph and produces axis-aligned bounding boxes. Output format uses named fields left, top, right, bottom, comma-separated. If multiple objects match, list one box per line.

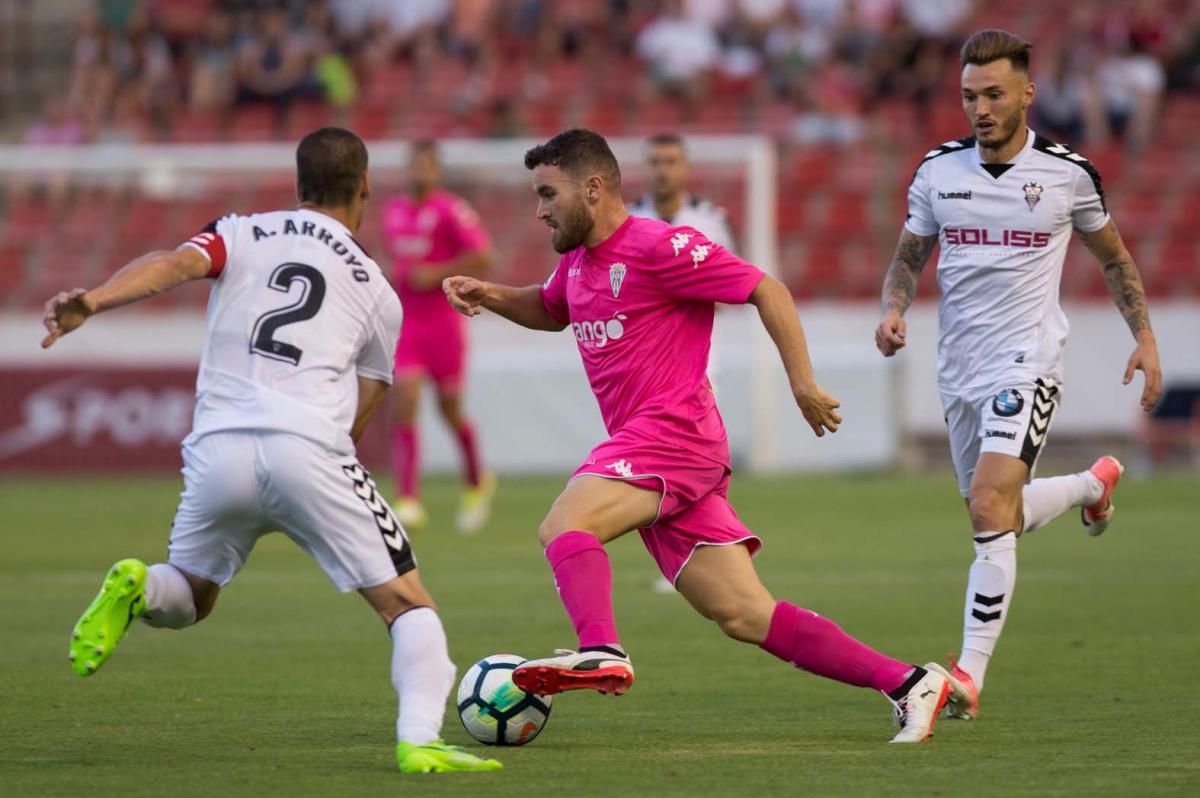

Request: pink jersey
left=380, top=188, right=491, bottom=318
left=540, top=215, right=765, bottom=468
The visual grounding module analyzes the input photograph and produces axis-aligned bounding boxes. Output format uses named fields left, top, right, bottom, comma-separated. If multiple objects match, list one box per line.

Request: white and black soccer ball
left=457, top=654, right=553, bottom=746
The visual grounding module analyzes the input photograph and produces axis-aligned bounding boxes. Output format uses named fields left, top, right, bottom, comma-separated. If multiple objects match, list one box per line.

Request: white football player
left=42, top=127, right=501, bottom=774
left=875, top=29, right=1163, bottom=721
left=629, top=132, right=735, bottom=250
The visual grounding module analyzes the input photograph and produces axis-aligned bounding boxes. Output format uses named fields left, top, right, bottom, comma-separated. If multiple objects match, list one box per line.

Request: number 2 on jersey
left=250, top=263, right=326, bottom=365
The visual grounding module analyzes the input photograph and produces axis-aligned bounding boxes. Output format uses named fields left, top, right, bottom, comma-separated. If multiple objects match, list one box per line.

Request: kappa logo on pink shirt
left=670, top=232, right=693, bottom=255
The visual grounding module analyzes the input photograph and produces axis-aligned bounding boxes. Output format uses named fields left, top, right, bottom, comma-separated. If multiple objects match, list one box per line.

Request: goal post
left=1, top=135, right=905, bottom=475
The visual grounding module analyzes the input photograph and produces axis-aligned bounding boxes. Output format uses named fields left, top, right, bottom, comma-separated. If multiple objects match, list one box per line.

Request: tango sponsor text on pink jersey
left=380, top=188, right=491, bottom=317
left=540, top=215, right=765, bottom=468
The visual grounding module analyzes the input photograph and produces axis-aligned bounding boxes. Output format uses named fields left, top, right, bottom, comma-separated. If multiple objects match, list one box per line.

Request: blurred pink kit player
left=380, top=141, right=495, bottom=533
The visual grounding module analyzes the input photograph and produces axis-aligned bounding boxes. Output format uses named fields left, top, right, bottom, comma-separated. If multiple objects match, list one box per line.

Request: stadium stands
left=2, top=0, right=1197, bottom=305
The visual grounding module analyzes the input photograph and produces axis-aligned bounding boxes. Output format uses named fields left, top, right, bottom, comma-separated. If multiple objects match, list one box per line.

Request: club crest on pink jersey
left=609, top=262, right=627, bottom=297
left=1023, top=181, right=1043, bottom=212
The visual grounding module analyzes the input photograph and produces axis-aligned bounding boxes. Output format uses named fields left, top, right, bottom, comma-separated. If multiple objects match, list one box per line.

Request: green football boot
left=396, top=740, right=503, bottom=773
left=69, top=559, right=148, bottom=676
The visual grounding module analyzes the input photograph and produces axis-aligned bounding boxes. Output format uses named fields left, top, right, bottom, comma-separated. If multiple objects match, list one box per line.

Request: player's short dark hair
left=524, top=128, right=621, bottom=190
left=647, top=132, right=685, bottom=149
left=296, top=127, right=368, bottom=207
left=960, top=29, right=1033, bottom=73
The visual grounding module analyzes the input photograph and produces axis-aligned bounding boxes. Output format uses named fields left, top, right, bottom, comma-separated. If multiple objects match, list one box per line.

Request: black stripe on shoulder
left=1032, top=133, right=1105, bottom=213
left=910, top=136, right=975, bottom=184
left=921, top=135, right=976, bottom=164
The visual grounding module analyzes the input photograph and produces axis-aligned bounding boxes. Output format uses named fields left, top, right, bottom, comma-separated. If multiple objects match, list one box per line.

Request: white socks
left=959, top=531, right=1018, bottom=690
left=390, top=607, right=456, bottom=744
left=141, top=563, right=197, bottom=629
left=1022, top=471, right=1104, bottom=534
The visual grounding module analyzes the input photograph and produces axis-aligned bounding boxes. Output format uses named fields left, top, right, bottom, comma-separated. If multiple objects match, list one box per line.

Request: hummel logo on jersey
left=670, top=232, right=693, bottom=255
left=609, top=262, right=627, bottom=297
left=937, top=191, right=972, bottom=200
left=690, top=244, right=712, bottom=268
left=605, top=459, right=634, bottom=478
left=1023, top=181, right=1043, bottom=211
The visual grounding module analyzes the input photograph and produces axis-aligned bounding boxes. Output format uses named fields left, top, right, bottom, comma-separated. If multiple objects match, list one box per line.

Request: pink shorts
left=394, top=311, right=466, bottom=394
left=570, top=429, right=761, bottom=584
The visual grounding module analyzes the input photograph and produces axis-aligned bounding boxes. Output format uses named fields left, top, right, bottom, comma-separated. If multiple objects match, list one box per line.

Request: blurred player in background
left=381, top=140, right=495, bottom=533
left=445, top=129, right=964, bottom=744
left=631, top=133, right=736, bottom=594
left=875, top=30, right=1163, bottom=721
left=42, top=128, right=501, bottom=775
left=629, top=132, right=735, bottom=250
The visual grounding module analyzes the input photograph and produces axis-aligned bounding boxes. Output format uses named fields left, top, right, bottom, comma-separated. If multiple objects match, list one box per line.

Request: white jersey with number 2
left=181, top=208, right=402, bottom=455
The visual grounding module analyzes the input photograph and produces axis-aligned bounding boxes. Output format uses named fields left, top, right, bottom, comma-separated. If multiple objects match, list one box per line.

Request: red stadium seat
left=4, top=197, right=54, bottom=239
left=230, top=105, right=279, bottom=142
left=0, top=241, right=33, bottom=304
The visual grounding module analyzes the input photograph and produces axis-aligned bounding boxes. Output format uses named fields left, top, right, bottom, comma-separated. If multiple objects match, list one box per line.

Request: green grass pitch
left=1, top=472, right=1197, bottom=797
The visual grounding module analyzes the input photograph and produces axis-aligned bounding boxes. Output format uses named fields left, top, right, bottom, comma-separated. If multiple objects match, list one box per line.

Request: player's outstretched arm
left=442, top=276, right=566, bottom=331
left=875, top=230, right=938, bottom=357
left=1077, top=219, right=1163, bottom=411
left=748, top=275, right=842, bottom=437
left=41, top=248, right=211, bottom=349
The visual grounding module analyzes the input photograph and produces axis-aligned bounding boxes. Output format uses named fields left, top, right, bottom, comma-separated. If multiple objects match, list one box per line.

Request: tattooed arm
left=875, top=230, right=938, bottom=357
left=1077, top=219, right=1163, bottom=411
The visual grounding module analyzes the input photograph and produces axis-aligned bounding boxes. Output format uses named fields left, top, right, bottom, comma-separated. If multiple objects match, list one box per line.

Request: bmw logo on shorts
left=992, top=389, right=1024, bottom=417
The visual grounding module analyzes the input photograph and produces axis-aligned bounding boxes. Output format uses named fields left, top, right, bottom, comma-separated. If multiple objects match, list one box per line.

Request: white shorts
left=941, top=377, right=1062, bottom=497
left=169, top=431, right=415, bottom=592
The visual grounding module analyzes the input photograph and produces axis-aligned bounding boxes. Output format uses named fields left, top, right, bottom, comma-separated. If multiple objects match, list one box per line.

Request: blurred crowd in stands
left=18, top=0, right=1200, bottom=151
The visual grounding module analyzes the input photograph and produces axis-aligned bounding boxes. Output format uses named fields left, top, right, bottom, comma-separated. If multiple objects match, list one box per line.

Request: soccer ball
left=456, top=654, right=553, bottom=746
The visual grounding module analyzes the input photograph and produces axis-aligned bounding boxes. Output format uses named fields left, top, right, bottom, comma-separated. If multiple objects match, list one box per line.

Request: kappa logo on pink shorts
left=605, top=459, right=634, bottom=478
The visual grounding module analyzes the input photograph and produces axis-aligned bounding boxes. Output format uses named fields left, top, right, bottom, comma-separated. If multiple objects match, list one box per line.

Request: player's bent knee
left=537, top=515, right=571, bottom=548
left=360, top=572, right=437, bottom=625
left=709, top=601, right=772, bottom=644
left=968, top=486, right=1016, bottom=531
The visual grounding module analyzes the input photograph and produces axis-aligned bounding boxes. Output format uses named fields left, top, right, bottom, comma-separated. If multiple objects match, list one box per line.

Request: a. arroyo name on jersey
left=182, top=208, right=403, bottom=456
left=905, top=129, right=1109, bottom=395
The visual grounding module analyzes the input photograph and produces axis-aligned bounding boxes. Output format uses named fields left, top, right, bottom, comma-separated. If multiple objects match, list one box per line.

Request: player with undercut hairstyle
left=44, top=127, right=501, bottom=774
left=875, top=29, right=1163, bottom=720
left=445, top=128, right=955, bottom=744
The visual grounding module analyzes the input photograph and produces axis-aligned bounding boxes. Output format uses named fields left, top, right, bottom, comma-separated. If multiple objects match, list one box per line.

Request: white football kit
left=629, top=194, right=735, bottom=251
left=171, top=208, right=410, bottom=591
left=905, top=129, right=1109, bottom=495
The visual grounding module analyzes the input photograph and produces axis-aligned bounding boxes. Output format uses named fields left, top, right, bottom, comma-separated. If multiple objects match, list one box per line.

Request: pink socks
left=544, top=531, right=621, bottom=649
left=760, top=601, right=911, bottom=693
left=392, top=425, right=419, bottom=498
left=455, top=421, right=482, bottom=488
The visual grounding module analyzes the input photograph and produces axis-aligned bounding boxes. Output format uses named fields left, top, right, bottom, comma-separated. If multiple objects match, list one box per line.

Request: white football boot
left=887, top=665, right=951, bottom=743
left=512, top=648, right=635, bottom=696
